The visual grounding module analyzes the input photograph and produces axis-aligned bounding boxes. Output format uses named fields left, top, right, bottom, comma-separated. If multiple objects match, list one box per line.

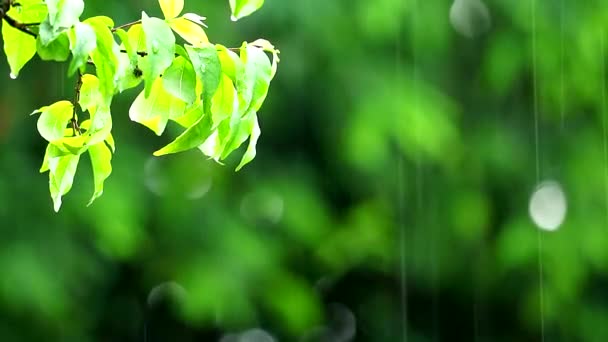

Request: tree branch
left=2, top=15, right=37, bottom=37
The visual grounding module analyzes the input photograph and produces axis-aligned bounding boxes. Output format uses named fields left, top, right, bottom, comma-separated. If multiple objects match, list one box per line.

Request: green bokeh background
left=1, top=0, right=607, bottom=340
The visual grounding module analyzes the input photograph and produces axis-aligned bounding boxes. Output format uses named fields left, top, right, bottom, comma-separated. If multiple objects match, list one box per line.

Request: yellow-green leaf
left=141, top=12, right=176, bottom=97
left=47, top=152, right=81, bottom=212
left=33, top=101, right=74, bottom=142
left=211, top=73, right=237, bottom=127
left=1, top=22, right=36, bottom=78
left=129, top=78, right=186, bottom=135
left=159, top=0, right=184, bottom=20
left=229, top=0, right=264, bottom=21
left=169, top=17, right=208, bottom=47
left=87, top=142, right=112, bottom=206
left=235, top=112, right=260, bottom=171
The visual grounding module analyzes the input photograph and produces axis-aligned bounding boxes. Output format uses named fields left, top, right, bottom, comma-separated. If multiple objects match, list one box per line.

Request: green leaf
left=235, top=113, right=260, bottom=170
left=141, top=12, right=176, bottom=97
left=172, top=103, right=204, bottom=127
left=211, top=73, right=236, bottom=126
left=216, top=45, right=242, bottom=82
left=87, top=142, right=112, bottom=206
left=47, top=152, right=80, bottom=212
left=12, top=1, right=48, bottom=23
left=68, top=23, right=97, bottom=75
left=162, top=56, right=197, bottom=104
left=0, top=1, right=47, bottom=77
left=185, top=44, right=221, bottom=113
left=127, top=24, right=146, bottom=54
left=33, top=101, right=74, bottom=142
left=45, top=0, right=84, bottom=29
left=1, top=22, right=36, bottom=78
left=79, top=74, right=101, bottom=112
left=40, top=143, right=70, bottom=173
left=86, top=106, right=113, bottom=146
left=238, top=43, right=273, bottom=114
left=114, top=51, right=144, bottom=92
left=153, top=113, right=213, bottom=156
left=169, top=17, right=208, bottom=47
left=38, top=19, right=60, bottom=46
left=129, top=77, right=186, bottom=135
left=54, top=135, right=89, bottom=155
left=159, top=0, right=184, bottom=20
left=219, top=109, right=256, bottom=159
left=85, top=16, right=119, bottom=107
left=229, top=0, right=264, bottom=21
left=36, top=32, right=70, bottom=62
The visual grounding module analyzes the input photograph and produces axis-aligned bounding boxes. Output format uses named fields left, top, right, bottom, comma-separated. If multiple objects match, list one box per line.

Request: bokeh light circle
left=529, top=180, right=567, bottom=231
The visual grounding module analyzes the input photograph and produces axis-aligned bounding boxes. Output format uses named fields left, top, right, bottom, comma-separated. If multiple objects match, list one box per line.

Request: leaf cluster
left=0, top=0, right=278, bottom=211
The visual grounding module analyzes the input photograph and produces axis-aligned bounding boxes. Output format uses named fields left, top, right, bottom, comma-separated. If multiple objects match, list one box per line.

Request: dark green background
left=1, top=0, right=606, bottom=341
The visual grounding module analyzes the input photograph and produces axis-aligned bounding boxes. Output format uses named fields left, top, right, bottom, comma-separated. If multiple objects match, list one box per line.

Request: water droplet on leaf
left=151, top=40, right=160, bottom=54
left=230, top=15, right=238, bottom=22
left=9, top=73, right=17, bottom=79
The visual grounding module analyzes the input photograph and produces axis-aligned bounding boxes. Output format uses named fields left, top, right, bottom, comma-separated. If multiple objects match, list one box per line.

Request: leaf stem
left=112, top=20, right=141, bottom=32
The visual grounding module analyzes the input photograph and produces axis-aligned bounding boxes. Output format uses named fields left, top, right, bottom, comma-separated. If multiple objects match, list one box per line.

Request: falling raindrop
left=449, top=0, right=492, bottom=38
left=9, top=73, right=17, bottom=80
left=529, top=180, right=567, bottom=231
left=151, top=40, right=160, bottom=53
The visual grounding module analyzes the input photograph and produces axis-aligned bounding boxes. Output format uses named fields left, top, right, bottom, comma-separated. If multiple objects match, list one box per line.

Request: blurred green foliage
left=2, top=0, right=608, bottom=341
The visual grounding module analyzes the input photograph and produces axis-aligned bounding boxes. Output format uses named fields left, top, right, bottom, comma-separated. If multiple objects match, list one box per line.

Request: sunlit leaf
left=169, top=17, right=209, bottom=47
left=129, top=77, right=186, bottom=135
left=229, top=0, right=264, bottom=21
left=159, top=0, right=184, bottom=20
left=86, top=106, right=113, bottom=145
left=238, top=43, right=273, bottom=114
left=153, top=113, right=213, bottom=156
left=186, top=44, right=221, bottom=113
left=114, top=51, right=144, bottom=92
left=33, top=101, right=74, bottom=142
left=79, top=74, right=101, bottom=112
left=85, top=16, right=119, bottom=107
left=45, top=0, right=84, bottom=28
left=36, top=32, right=70, bottom=62
left=141, top=12, right=176, bottom=97
left=216, top=45, right=243, bottom=82
left=162, top=56, right=197, bottom=104
left=1, top=5, right=37, bottom=78
left=235, top=112, right=260, bottom=170
left=47, top=152, right=80, bottom=212
left=68, top=23, right=97, bottom=75
left=182, top=13, right=207, bottom=27
left=87, top=142, right=112, bottom=206
left=127, top=24, right=146, bottom=54
left=219, top=109, right=256, bottom=159
left=211, top=73, right=237, bottom=126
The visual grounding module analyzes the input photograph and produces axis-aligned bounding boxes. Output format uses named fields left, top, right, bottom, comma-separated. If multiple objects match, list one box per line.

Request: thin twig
left=71, top=70, right=83, bottom=135
left=2, top=15, right=37, bottom=37
left=111, top=20, right=141, bottom=32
